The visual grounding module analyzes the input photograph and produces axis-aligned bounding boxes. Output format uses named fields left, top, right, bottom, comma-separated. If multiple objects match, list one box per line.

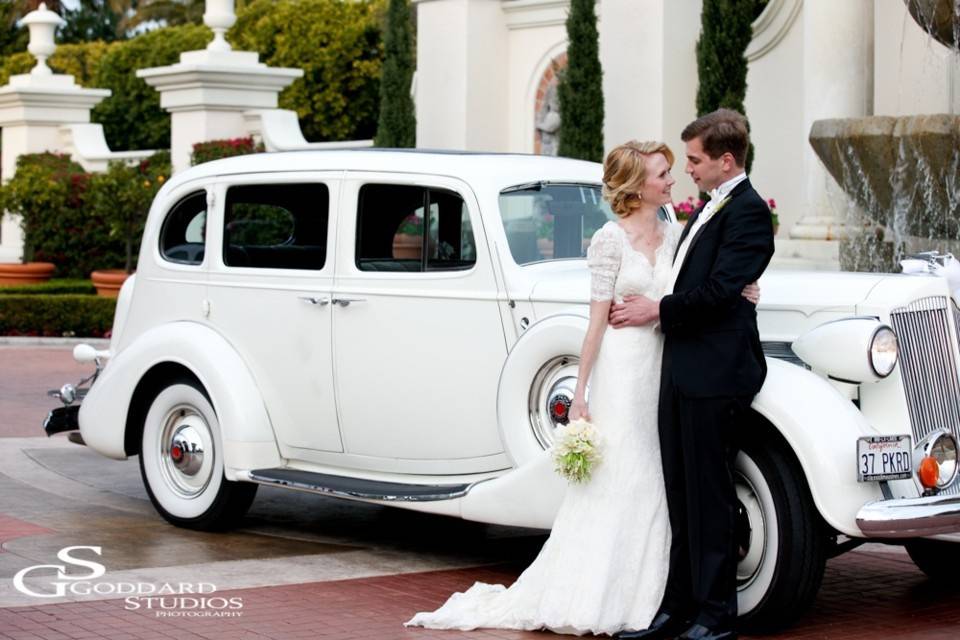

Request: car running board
left=247, top=468, right=473, bottom=502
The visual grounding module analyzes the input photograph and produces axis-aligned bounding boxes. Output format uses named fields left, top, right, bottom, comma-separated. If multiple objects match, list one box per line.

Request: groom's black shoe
left=677, top=623, right=737, bottom=640
left=614, top=612, right=689, bottom=640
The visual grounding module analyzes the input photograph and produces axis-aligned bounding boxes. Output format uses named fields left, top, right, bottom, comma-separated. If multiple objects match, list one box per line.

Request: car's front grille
left=890, top=296, right=960, bottom=495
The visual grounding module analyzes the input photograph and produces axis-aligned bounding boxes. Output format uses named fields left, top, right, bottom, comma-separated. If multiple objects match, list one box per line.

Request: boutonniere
left=712, top=196, right=732, bottom=215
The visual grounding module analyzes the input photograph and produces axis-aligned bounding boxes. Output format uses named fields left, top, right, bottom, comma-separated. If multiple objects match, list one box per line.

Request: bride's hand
left=568, top=397, right=590, bottom=422
left=741, top=281, right=760, bottom=305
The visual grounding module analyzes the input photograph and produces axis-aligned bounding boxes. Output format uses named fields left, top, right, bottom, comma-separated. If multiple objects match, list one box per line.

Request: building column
left=414, top=0, right=508, bottom=151
left=790, top=0, right=874, bottom=240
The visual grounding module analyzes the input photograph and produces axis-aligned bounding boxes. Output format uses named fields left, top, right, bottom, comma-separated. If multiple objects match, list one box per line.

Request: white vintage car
left=45, top=150, right=960, bottom=631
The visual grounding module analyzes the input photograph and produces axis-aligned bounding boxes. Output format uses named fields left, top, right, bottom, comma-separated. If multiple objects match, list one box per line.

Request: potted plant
left=87, top=152, right=170, bottom=297
left=392, top=212, right=423, bottom=259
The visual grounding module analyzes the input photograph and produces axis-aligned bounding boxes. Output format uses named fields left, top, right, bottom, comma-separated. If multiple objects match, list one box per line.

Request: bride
left=406, top=141, right=758, bottom=636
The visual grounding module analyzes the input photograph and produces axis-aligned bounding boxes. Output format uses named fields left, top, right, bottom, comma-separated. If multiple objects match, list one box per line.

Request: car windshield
left=499, top=182, right=616, bottom=265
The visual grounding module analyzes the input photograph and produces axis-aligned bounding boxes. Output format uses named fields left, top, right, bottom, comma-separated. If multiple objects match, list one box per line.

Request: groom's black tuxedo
left=656, top=177, right=774, bottom=631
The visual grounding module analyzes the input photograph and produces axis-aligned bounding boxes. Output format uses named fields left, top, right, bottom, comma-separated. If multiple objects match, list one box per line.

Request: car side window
left=160, top=191, right=207, bottom=265
left=222, top=183, right=329, bottom=270
left=356, top=184, right=476, bottom=273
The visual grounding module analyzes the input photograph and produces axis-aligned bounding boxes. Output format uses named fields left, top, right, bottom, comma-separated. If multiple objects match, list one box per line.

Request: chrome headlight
left=918, top=430, right=959, bottom=489
left=869, top=326, right=898, bottom=377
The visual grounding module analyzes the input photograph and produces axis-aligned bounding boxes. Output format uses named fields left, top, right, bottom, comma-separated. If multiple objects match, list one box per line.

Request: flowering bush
left=674, top=196, right=705, bottom=222
left=87, top=151, right=171, bottom=273
left=191, top=137, right=265, bottom=166
left=0, top=153, right=124, bottom=277
left=396, top=212, right=423, bottom=235
left=768, top=198, right=779, bottom=228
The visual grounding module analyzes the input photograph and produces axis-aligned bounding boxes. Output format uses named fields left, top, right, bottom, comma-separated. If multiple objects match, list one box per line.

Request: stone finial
left=22, top=3, right=65, bottom=77
left=204, top=0, right=237, bottom=53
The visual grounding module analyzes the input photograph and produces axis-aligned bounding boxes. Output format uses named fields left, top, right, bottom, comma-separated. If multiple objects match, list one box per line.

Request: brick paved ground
left=3, top=345, right=960, bottom=639
left=1, top=549, right=959, bottom=640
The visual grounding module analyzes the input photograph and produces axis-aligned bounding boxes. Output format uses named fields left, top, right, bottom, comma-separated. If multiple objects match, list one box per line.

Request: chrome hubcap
left=529, top=356, right=581, bottom=448
left=158, top=405, right=214, bottom=498
left=735, top=471, right=767, bottom=587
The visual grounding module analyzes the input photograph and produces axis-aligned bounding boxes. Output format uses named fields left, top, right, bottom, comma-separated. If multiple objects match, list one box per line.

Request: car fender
left=752, top=358, right=884, bottom=537
left=79, top=321, right=281, bottom=477
left=496, top=313, right=588, bottom=467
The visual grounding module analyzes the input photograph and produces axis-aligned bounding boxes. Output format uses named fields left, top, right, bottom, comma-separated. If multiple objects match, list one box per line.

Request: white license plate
left=857, top=435, right=912, bottom=481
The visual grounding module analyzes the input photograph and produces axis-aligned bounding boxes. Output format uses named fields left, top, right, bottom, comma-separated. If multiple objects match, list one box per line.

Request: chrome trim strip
left=246, top=470, right=476, bottom=502
left=856, top=493, right=960, bottom=538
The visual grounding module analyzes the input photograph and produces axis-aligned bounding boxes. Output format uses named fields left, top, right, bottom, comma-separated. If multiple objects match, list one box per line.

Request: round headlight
left=928, top=432, right=959, bottom=488
left=869, top=326, right=898, bottom=377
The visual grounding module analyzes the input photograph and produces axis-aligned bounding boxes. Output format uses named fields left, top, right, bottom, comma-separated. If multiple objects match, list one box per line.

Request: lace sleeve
left=664, top=222, right=685, bottom=257
left=587, top=224, right=622, bottom=301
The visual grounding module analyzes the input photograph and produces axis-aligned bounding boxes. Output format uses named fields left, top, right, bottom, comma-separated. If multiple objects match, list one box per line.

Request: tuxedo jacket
left=659, top=179, right=775, bottom=398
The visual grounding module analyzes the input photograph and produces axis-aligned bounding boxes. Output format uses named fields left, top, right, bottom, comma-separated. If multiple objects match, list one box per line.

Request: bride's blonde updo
left=602, top=140, right=675, bottom=218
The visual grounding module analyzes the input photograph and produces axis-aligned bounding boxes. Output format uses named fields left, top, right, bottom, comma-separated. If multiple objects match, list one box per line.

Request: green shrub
left=0, top=40, right=112, bottom=88
left=0, top=279, right=96, bottom=296
left=87, top=151, right=171, bottom=272
left=191, top=137, right=264, bottom=165
left=231, top=0, right=384, bottom=142
left=0, top=294, right=116, bottom=338
left=92, top=23, right=211, bottom=151
left=696, top=0, right=757, bottom=170
left=0, top=153, right=125, bottom=278
left=558, top=0, right=604, bottom=163
left=374, top=0, right=415, bottom=148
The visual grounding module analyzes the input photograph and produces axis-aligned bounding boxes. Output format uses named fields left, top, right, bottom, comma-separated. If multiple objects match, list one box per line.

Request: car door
left=331, top=173, right=509, bottom=473
left=205, top=172, right=343, bottom=454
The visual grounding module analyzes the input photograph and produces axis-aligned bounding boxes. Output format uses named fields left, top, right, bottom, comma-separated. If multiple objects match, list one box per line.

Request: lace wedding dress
left=406, top=220, right=684, bottom=636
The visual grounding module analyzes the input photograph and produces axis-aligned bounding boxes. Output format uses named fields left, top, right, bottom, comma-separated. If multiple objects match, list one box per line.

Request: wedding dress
left=406, top=220, right=683, bottom=636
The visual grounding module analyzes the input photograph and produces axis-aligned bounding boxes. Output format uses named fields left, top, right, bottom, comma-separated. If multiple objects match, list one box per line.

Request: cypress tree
left=695, top=0, right=757, bottom=170
left=374, top=0, right=416, bottom=148
left=558, top=0, right=603, bottom=162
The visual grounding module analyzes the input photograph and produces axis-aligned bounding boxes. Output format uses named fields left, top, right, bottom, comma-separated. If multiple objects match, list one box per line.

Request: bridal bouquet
left=552, top=419, right=602, bottom=483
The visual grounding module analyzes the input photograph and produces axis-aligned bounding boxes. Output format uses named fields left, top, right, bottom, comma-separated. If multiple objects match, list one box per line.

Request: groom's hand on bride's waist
left=609, top=295, right=660, bottom=328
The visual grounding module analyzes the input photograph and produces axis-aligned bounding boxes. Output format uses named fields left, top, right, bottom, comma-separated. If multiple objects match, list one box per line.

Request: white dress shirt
left=666, top=172, right=748, bottom=294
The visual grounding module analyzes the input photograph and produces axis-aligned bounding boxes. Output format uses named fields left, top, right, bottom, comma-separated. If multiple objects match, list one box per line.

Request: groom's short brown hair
left=681, top=109, right=750, bottom=167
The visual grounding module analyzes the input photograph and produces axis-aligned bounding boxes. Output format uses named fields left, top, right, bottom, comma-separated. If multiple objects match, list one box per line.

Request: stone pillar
left=137, top=0, right=302, bottom=174
left=0, top=3, right=109, bottom=263
left=414, top=0, right=508, bottom=151
left=789, top=0, right=874, bottom=241
left=600, top=0, right=700, bottom=201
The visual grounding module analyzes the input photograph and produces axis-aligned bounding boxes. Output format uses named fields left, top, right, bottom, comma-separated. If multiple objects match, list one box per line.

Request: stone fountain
left=808, top=0, right=960, bottom=271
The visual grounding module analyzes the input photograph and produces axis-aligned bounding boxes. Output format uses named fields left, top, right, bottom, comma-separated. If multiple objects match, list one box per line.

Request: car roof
left=161, top=149, right=605, bottom=197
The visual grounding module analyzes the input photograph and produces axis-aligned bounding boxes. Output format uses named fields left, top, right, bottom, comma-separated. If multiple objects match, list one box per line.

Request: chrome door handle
left=299, top=296, right=330, bottom=306
left=331, top=297, right=366, bottom=307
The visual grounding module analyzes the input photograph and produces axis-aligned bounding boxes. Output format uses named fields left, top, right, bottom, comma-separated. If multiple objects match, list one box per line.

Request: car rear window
left=222, top=183, right=329, bottom=270
left=159, top=191, right=207, bottom=266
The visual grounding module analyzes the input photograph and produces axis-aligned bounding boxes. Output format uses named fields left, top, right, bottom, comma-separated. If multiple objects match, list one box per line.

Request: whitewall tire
left=139, top=378, right=257, bottom=530
left=736, top=436, right=826, bottom=632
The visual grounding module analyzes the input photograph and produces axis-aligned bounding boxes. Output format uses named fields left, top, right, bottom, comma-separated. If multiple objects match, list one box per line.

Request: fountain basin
left=810, top=114, right=960, bottom=239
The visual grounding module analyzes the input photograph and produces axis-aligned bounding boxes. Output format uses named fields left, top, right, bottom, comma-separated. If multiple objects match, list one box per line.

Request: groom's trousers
left=657, top=377, right=753, bottom=631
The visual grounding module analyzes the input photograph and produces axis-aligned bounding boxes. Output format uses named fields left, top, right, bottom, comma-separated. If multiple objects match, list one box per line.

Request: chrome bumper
left=857, top=494, right=960, bottom=538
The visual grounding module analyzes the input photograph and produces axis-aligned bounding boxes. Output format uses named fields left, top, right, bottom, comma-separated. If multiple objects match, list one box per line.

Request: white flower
left=552, top=418, right=602, bottom=483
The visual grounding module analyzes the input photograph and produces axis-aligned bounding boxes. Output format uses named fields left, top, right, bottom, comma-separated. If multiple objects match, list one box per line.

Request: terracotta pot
left=90, top=269, right=131, bottom=298
left=537, top=238, right=554, bottom=259
left=392, top=233, right=422, bottom=259
left=773, top=223, right=780, bottom=236
left=0, top=262, right=55, bottom=286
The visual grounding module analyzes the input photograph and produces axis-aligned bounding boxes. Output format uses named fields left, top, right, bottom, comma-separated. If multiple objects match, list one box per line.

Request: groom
left=612, top=109, right=774, bottom=640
